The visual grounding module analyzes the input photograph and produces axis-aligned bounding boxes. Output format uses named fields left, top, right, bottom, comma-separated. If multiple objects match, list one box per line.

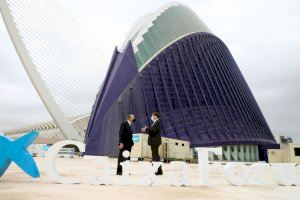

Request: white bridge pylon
left=0, top=0, right=110, bottom=141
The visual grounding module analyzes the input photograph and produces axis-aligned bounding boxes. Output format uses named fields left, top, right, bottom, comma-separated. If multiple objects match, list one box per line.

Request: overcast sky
left=0, top=0, right=299, bottom=140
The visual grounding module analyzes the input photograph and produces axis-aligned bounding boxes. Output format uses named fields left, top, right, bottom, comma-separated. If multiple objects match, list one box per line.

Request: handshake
left=141, top=126, right=148, bottom=133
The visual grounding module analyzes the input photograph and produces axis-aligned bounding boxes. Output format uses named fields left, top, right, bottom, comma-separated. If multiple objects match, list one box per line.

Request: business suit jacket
left=118, top=121, right=134, bottom=148
left=146, top=119, right=162, bottom=146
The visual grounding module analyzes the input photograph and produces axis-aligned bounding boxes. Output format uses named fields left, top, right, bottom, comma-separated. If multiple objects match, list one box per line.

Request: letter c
left=44, top=140, right=85, bottom=184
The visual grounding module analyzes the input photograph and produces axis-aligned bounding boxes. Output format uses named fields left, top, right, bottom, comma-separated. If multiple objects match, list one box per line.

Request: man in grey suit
left=141, top=112, right=163, bottom=175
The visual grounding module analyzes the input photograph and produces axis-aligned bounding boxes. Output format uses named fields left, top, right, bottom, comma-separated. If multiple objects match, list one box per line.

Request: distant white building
left=2, top=115, right=90, bottom=144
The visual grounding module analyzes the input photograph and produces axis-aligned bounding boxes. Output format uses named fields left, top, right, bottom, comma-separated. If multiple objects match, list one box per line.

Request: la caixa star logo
left=0, top=131, right=40, bottom=178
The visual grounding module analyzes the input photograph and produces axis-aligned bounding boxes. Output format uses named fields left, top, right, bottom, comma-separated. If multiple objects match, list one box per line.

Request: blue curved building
left=84, top=3, right=276, bottom=157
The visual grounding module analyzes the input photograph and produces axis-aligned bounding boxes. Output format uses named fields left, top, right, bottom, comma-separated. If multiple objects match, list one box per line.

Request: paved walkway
left=0, top=158, right=299, bottom=200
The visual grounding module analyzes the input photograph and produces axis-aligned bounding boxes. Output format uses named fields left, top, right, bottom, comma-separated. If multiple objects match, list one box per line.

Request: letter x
left=0, top=131, right=40, bottom=178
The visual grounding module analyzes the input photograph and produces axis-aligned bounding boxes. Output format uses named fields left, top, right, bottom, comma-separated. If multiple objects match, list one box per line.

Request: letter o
left=223, top=162, right=249, bottom=186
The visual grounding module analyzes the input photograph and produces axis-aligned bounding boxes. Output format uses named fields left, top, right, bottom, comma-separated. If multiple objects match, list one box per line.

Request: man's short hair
left=127, top=114, right=134, bottom=119
left=152, top=112, right=160, bottom=118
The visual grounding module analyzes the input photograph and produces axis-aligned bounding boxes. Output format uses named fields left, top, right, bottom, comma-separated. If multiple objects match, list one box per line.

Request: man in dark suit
left=141, top=112, right=163, bottom=175
left=117, top=114, right=135, bottom=175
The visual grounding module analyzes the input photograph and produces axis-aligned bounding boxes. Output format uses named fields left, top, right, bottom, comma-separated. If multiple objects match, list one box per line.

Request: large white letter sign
left=195, top=147, right=222, bottom=186
left=271, top=163, right=296, bottom=186
left=223, top=163, right=249, bottom=186
left=295, top=165, right=300, bottom=186
left=88, top=156, right=112, bottom=186
left=169, top=161, right=189, bottom=187
left=249, top=163, right=270, bottom=186
left=120, top=151, right=131, bottom=186
left=138, top=161, right=162, bottom=187
left=45, top=140, right=85, bottom=184
left=120, top=161, right=130, bottom=186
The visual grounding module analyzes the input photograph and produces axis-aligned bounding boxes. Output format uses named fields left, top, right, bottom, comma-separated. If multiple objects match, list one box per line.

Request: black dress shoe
left=155, top=171, right=163, bottom=175
left=155, top=166, right=163, bottom=175
left=116, top=172, right=131, bottom=176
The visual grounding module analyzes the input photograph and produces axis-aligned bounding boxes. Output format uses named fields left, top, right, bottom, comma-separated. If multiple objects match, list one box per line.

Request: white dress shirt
left=151, top=118, right=159, bottom=127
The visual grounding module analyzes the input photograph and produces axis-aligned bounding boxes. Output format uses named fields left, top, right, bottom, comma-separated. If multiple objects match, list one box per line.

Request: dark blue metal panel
left=190, top=38, right=235, bottom=141
left=164, top=51, right=191, bottom=141
left=130, top=86, right=140, bottom=131
left=194, top=35, right=255, bottom=142
left=206, top=39, right=247, bottom=139
left=140, top=75, right=151, bottom=127
left=84, top=41, right=139, bottom=155
left=189, top=37, right=224, bottom=141
left=177, top=42, right=211, bottom=142
left=148, top=66, right=167, bottom=136
left=184, top=39, right=216, bottom=142
left=156, top=58, right=179, bottom=138
left=198, top=35, right=256, bottom=140
left=85, top=46, right=119, bottom=139
left=212, top=38, right=268, bottom=140
left=210, top=35, right=274, bottom=142
left=190, top=37, right=242, bottom=140
left=217, top=41, right=272, bottom=140
left=209, top=38, right=257, bottom=141
left=172, top=44, right=202, bottom=143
